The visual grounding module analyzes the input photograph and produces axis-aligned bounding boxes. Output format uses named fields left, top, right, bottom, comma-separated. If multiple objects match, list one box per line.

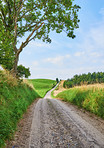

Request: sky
left=18, top=0, right=104, bottom=80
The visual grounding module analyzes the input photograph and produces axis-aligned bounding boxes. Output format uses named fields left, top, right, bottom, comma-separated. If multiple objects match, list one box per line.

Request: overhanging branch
left=17, top=22, right=44, bottom=55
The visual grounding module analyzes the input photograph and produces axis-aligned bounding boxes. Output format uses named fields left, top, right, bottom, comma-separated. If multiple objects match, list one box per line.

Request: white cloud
left=44, top=56, right=64, bottom=64
left=32, top=61, right=39, bottom=67
left=28, top=41, right=50, bottom=48
left=102, top=60, right=104, bottom=64
left=65, top=54, right=71, bottom=58
left=99, top=8, right=104, bottom=16
left=44, top=54, right=71, bottom=65
left=74, top=51, right=85, bottom=57
left=90, top=52, right=102, bottom=58
left=89, top=25, right=104, bottom=49
left=76, top=17, right=104, bottom=59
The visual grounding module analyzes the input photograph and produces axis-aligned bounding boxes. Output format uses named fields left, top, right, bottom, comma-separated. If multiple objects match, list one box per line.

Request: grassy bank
left=28, top=79, right=56, bottom=97
left=56, top=84, right=104, bottom=119
left=0, top=70, right=40, bottom=147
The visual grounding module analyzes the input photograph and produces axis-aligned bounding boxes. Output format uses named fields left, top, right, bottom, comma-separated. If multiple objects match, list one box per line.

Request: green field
left=28, top=79, right=56, bottom=98
left=56, top=85, right=104, bottom=119
left=0, top=71, right=56, bottom=147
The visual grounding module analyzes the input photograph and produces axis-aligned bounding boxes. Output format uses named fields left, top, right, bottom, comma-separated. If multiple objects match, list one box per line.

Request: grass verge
left=0, top=70, right=40, bottom=148
left=56, top=85, right=104, bottom=119
left=28, top=79, right=56, bottom=98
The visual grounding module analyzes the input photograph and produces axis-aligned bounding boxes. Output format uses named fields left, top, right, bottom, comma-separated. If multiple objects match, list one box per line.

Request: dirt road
left=6, top=86, right=104, bottom=148
left=29, top=89, right=104, bottom=148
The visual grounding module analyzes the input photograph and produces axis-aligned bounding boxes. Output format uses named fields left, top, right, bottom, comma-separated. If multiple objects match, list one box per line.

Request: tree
left=0, top=24, right=14, bottom=70
left=63, top=72, right=104, bottom=88
left=17, top=65, right=31, bottom=78
left=0, top=47, right=14, bottom=70
left=0, top=0, right=80, bottom=76
left=56, top=78, right=59, bottom=83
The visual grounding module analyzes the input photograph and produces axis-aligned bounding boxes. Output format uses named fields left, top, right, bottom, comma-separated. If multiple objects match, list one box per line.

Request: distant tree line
left=63, top=72, right=104, bottom=88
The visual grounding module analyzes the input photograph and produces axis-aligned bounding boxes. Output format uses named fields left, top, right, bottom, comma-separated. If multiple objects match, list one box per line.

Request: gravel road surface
left=6, top=87, right=104, bottom=148
left=29, top=89, right=104, bottom=148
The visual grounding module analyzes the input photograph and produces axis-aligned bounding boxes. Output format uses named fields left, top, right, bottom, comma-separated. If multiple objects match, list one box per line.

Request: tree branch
left=18, top=4, right=41, bottom=20
left=17, top=22, right=44, bottom=55
left=13, top=0, right=18, bottom=53
left=13, top=0, right=24, bottom=54
left=5, top=0, right=11, bottom=14
left=0, top=8, right=7, bottom=28
left=28, top=31, right=43, bottom=43
left=17, top=23, right=38, bottom=35
left=25, top=22, right=44, bottom=43
left=17, top=0, right=24, bottom=17
left=0, top=14, right=7, bottom=28
left=17, top=14, right=47, bottom=36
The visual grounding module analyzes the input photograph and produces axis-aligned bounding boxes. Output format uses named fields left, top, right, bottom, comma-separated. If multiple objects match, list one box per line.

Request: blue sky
left=18, top=0, right=104, bottom=80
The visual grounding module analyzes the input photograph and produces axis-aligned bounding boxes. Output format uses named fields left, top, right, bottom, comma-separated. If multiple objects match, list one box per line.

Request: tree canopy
left=63, top=72, right=104, bottom=88
left=56, top=78, right=59, bottom=83
left=17, top=65, right=31, bottom=78
left=0, top=0, right=80, bottom=76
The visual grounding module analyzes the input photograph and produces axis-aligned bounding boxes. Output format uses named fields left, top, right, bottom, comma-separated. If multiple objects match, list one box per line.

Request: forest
left=63, top=72, right=104, bottom=88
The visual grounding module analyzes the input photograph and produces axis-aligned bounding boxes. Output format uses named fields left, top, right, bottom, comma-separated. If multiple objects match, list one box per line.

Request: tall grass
left=0, top=70, right=40, bottom=147
left=28, top=79, right=56, bottom=97
left=56, top=84, right=104, bottom=119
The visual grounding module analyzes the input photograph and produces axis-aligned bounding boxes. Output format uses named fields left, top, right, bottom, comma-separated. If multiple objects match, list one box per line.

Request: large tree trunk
left=11, top=52, right=19, bottom=77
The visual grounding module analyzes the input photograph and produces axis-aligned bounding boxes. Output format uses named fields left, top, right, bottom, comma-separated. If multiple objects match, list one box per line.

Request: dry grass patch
left=53, top=80, right=66, bottom=96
